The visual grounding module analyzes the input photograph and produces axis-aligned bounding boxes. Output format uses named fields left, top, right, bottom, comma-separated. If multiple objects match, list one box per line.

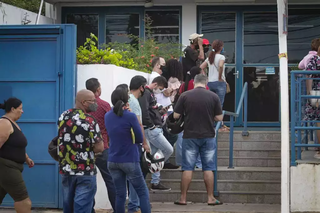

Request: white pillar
left=181, top=3, right=197, bottom=48
left=277, top=0, right=290, bottom=213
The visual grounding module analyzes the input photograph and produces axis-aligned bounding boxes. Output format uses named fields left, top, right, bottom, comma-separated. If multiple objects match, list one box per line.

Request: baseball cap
left=189, top=33, right=203, bottom=41
left=203, top=39, right=210, bottom=45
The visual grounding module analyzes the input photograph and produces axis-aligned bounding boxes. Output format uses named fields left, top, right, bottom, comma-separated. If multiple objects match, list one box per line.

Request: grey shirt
left=129, top=94, right=142, bottom=121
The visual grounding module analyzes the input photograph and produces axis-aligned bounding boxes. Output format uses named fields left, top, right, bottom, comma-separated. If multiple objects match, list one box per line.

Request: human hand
left=26, top=157, right=34, bottom=168
left=142, top=143, right=151, bottom=153
left=219, top=78, right=224, bottom=82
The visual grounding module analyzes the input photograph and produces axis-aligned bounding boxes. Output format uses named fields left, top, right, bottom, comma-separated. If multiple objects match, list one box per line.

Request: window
left=66, top=14, right=98, bottom=47
left=106, top=14, right=140, bottom=44
left=145, top=11, right=180, bottom=43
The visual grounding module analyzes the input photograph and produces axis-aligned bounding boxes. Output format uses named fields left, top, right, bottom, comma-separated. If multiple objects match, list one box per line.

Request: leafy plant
left=1, top=0, right=45, bottom=15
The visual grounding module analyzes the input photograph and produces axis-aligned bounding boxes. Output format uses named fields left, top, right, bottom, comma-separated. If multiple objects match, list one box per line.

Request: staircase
left=147, top=131, right=281, bottom=204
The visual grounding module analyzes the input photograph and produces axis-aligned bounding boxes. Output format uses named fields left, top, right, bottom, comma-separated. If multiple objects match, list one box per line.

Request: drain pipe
left=35, top=0, right=44, bottom=25
left=277, top=0, right=290, bottom=213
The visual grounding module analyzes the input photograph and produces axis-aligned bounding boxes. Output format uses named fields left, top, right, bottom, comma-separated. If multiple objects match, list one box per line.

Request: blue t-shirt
left=105, top=109, right=143, bottom=163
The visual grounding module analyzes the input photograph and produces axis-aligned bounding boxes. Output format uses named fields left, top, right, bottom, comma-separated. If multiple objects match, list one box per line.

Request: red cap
left=203, top=39, right=210, bottom=45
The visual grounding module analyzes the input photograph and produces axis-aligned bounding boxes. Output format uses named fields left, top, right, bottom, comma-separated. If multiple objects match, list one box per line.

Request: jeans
left=145, top=128, right=174, bottom=184
left=62, top=175, right=97, bottom=213
left=175, top=132, right=202, bottom=168
left=208, top=81, right=227, bottom=107
left=182, top=138, right=217, bottom=171
left=108, top=162, right=151, bottom=213
left=92, top=149, right=116, bottom=213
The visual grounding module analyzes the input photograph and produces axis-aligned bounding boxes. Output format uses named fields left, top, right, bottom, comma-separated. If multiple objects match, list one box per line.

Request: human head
left=165, top=59, right=183, bottom=81
left=190, top=66, right=202, bottom=79
left=149, top=76, right=168, bottom=91
left=311, top=38, right=320, bottom=51
left=208, top=40, right=224, bottom=65
left=130, top=75, right=147, bottom=98
left=203, top=38, right=211, bottom=54
left=86, top=78, right=101, bottom=97
left=189, top=33, right=203, bottom=46
left=111, top=88, right=129, bottom=117
left=0, top=97, right=23, bottom=121
left=151, top=57, right=166, bottom=74
left=116, top=84, right=129, bottom=95
left=75, top=89, right=98, bottom=113
left=194, top=74, right=208, bottom=88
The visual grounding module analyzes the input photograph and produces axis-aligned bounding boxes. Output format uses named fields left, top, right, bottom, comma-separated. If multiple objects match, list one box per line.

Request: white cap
left=189, top=33, right=203, bottom=41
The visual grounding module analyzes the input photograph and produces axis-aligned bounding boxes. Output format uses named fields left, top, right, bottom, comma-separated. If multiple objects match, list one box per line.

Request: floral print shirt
left=58, top=109, right=102, bottom=176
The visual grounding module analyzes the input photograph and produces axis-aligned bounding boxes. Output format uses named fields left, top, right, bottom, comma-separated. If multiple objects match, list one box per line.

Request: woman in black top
left=0, top=98, right=34, bottom=213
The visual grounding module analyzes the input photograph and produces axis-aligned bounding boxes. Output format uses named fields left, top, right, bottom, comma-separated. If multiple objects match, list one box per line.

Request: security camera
left=145, top=0, right=154, bottom=8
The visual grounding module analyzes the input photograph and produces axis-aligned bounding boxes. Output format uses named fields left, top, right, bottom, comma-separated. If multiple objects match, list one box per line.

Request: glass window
left=288, top=9, right=320, bottom=64
left=223, top=67, right=236, bottom=121
left=145, top=11, right=180, bottom=43
left=106, top=14, right=140, bottom=44
left=200, top=13, right=236, bottom=64
left=66, top=14, right=98, bottom=48
left=244, top=13, right=278, bottom=64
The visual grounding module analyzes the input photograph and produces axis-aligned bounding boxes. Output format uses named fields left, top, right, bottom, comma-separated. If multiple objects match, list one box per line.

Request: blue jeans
left=175, top=132, right=202, bottom=168
left=208, top=81, right=227, bottom=107
left=62, top=175, right=97, bottom=213
left=92, top=149, right=116, bottom=212
left=145, top=128, right=174, bottom=184
left=108, top=162, right=151, bottom=213
left=182, top=138, right=217, bottom=171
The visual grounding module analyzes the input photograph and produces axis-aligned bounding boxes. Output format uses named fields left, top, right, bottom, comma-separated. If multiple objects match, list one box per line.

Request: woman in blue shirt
left=105, top=88, right=151, bottom=213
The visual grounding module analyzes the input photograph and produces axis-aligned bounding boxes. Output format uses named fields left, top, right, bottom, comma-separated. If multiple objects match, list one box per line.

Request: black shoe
left=163, top=163, right=180, bottom=169
left=151, top=182, right=171, bottom=191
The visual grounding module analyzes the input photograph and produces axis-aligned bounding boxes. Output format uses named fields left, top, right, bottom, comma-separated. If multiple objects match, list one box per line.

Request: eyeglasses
left=85, top=99, right=97, bottom=103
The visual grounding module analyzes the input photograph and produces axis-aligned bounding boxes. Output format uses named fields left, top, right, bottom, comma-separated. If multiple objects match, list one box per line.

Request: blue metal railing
left=290, top=71, right=320, bottom=166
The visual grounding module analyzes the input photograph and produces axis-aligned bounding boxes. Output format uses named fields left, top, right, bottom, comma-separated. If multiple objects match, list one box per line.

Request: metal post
left=214, top=135, right=218, bottom=197
left=35, top=0, right=44, bottom=25
left=277, top=0, right=290, bottom=212
left=242, top=88, right=249, bottom=136
left=228, top=115, right=234, bottom=169
left=290, top=73, right=296, bottom=166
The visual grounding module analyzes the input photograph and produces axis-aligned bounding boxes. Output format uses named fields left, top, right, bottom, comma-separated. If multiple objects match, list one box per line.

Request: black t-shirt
left=182, top=46, right=199, bottom=80
left=174, top=87, right=222, bottom=139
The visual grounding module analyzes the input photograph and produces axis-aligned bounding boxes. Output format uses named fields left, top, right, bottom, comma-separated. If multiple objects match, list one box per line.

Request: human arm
left=26, top=153, right=34, bottom=168
left=198, top=38, right=205, bottom=61
left=200, top=60, right=208, bottom=74
left=130, top=113, right=144, bottom=145
left=218, top=57, right=226, bottom=82
left=163, top=88, right=173, bottom=97
left=0, top=119, right=12, bottom=149
left=138, top=92, right=155, bottom=128
left=91, top=121, right=104, bottom=153
left=137, top=116, right=150, bottom=153
left=173, top=94, right=185, bottom=119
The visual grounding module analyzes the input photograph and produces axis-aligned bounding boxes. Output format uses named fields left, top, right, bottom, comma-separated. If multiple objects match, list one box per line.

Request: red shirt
left=88, top=96, right=111, bottom=149
left=179, top=79, right=209, bottom=94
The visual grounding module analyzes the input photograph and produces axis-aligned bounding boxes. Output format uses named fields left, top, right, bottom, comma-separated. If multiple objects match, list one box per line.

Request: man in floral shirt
left=58, top=89, right=104, bottom=213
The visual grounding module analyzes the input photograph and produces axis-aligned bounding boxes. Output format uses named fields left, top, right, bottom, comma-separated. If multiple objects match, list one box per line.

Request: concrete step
left=217, top=141, right=281, bottom=150
left=218, top=149, right=281, bottom=157
left=218, top=156, right=281, bottom=167
left=152, top=167, right=281, bottom=180
left=149, top=190, right=281, bottom=204
left=217, top=131, right=281, bottom=142
left=147, top=179, right=280, bottom=192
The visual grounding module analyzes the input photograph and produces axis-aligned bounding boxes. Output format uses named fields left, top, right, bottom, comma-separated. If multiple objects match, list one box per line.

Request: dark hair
left=0, top=97, right=22, bottom=113
left=151, top=57, right=161, bottom=68
left=208, top=40, right=224, bottom=65
left=111, top=88, right=129, bottom=117
left=130, top=76, right=147, bottom=91
left=86, top=78, right=100, bottom=93
left=311, top=38, right=320, bottom=51
left=152, top=76, right=168, bottom=88
left=183, top=66, right=202, bottom=93
left=116, top=84, right=129, bottom=94
left=165, top=59, right=183, bottom=81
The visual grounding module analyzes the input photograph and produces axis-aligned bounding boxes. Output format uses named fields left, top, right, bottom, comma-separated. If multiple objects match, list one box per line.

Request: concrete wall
left=0, top=2, right=54, bottom=25
left=77, top=64, right=150, bottom=210
left=291, top=164, right=320, bottom=212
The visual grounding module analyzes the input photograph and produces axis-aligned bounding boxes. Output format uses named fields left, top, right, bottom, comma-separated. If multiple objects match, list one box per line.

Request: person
left=175, top=67, right=209, bottom=169
left=85, top=78, right=116, bottom=213
left=105, top=88, right=151, bottom=213
left=0, top=98, right=34, bottom=213
left=58, top=89, right=104, bottom=213
left=165, top=59, right=184, bottom=103
left=127, top=76, right=151, bottom=213
left=173, top=74, right=223, bottom=206
left=139, top=76, right=173, bottom=191
left=116, top=84, right=130, bottom=94
left=182, top=33, right=205, bottom=81
left=200, top=39, right=227, bottom=108
left=203, top=38, right=211, bottom=58
left=149, top=57, right=166, bottom=84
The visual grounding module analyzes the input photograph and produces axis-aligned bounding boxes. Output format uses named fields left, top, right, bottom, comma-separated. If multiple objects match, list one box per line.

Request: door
left=0, top=25, right=77, bottom=208
left=199, top=7, right=280, bottom=127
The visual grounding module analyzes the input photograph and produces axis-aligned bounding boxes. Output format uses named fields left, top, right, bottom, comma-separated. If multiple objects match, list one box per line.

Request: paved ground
left=0, top=203, right=281, bottom=213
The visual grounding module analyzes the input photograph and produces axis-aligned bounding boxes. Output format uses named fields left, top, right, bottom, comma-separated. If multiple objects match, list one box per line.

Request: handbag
left=48, top=136, right=59, bottom=162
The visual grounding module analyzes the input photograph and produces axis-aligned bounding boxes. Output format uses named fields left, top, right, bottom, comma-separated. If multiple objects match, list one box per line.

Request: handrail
left=290, top=70, right=320, bottom=166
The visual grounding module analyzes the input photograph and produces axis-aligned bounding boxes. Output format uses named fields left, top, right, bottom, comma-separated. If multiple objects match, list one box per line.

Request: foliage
left=1, top=0, right=45, bottom=15
left=76, top=33, right=137, bottom=70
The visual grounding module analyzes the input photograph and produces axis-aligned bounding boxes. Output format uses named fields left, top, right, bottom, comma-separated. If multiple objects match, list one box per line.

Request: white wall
left=0, top=2, right=54, bottom=25
left=77, top=64, right=150, bottom=210
left=181, top=3, right=197, bottom=48
left=291, top=164, right=320, bottom=212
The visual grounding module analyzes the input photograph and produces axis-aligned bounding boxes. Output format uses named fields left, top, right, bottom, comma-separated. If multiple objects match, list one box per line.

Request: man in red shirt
left=86, top=78, right=116, bottom=213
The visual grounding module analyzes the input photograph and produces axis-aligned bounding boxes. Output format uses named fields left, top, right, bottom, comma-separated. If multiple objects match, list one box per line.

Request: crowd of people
left=0, top=33, right=227, bottom=213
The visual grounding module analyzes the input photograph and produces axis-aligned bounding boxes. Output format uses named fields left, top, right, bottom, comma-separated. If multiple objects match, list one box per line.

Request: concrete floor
left=0, top=203, right=281, bottom=213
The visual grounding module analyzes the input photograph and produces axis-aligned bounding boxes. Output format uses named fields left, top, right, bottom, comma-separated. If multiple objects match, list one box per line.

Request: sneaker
left=163, top=163, right=180, bottom=169
left=151, top=182, right=171, bottom=191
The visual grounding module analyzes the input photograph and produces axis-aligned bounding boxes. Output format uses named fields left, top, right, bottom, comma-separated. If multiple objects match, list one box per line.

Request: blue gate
left=0, top=25, right=76, bottom=208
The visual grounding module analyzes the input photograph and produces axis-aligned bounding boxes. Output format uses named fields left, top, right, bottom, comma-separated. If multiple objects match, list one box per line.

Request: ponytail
left=111, top=87, right=129, bottom=117
left=209, top=40, right=224, bottom=65
left=208, top=50, right=217, bottom=65
left=113, top=100, right=125, bottom=117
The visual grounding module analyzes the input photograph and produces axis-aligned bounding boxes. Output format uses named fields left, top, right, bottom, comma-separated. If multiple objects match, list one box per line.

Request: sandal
left=208, top=199, right=223, bottom=206
left=174, top=200, right=187, bottom=205
left=219, top=125, right=230, bottom=132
